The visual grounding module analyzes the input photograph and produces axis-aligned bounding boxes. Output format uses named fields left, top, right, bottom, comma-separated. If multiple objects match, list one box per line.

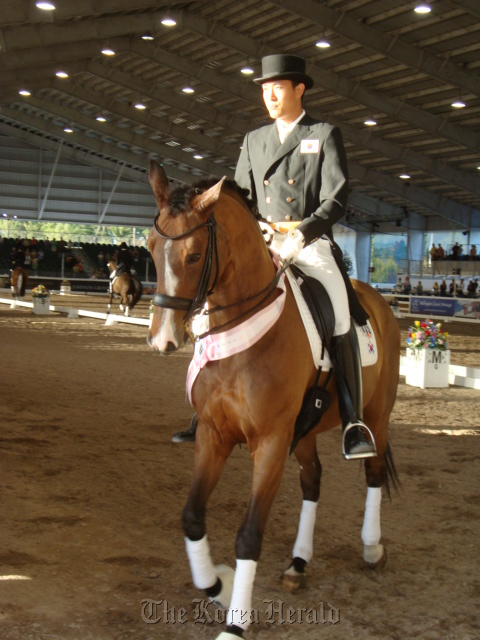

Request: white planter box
left=60, top=284, right=72, bottom=295
left=405, top=348, right=450, bottom=389
left=33, top=296, right=50, bottom=315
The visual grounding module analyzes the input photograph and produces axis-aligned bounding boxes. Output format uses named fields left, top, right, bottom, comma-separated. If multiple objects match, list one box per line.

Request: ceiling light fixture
left=134, top=103, right=147, bottom=110
left=414, top=4, right=432, bottom=14
left=19, top=89, right=31, bottom=96
left=316, top=39, right=331, bottom=49
left=182, top=86, right=194, bottom=94
left=399, top=173, right=411, bottom=180
left=64, top=127, right=74, bottom=133
left=241, top=67, right=254, bottom=75
left=101, top=43, right=115, bottom=56
left=364, top=118, right=377, bottom=126
left=141, top=33, right=154, bottom=41
left=451, top=99, right=466, bottom=109
left=55, top=70, right=68, bottom=79
left=96, top=116, right=107, bottom=122
left=193, top=154, right=203, bottom=160
left=161, top=16, right=177, bottom=27
left=36, top=2, right=56, bottom=10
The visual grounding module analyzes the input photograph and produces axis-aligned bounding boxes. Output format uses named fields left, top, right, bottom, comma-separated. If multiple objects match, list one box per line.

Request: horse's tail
left=383, top=442, right=400, bottom=501
left=130, top=277, right=143, bottom=310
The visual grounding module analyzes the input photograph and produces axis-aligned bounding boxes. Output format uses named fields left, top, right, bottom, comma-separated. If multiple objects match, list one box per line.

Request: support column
left=356, top=231, right=372, bottom=283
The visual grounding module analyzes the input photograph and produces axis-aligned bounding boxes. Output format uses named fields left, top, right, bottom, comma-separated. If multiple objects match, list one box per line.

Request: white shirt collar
left=276, top=109, right=305, bottom=143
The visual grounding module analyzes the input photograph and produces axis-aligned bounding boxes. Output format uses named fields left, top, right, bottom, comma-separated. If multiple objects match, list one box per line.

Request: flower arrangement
left=31, top=284, right=50, bottom=298
left=407, top=319, right=449, bottom=350
left=62, top=278, right=71, bottom=285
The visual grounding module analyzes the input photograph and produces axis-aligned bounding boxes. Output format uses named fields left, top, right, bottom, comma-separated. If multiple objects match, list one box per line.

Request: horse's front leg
left=282, top=432, right=321, bottom=592
left=183, top=427, right=235, bottom=610
left=222, top=435, right=288, bottom=639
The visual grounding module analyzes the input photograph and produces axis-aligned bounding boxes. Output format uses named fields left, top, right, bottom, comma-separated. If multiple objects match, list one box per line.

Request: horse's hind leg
left=282, top=432, right=321, bottom=592
left=360, top=438, right=398, bottom=569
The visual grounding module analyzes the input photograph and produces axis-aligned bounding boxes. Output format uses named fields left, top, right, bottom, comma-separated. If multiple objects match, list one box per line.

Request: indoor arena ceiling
left=0, top=0, right=480, bottom=231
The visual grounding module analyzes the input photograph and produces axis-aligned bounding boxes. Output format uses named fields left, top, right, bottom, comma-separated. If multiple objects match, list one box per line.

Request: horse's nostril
left=165, top=341, right=177, bottom=353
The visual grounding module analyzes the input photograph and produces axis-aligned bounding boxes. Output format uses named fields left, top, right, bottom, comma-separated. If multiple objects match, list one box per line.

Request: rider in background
left=114, top=242, right=134, bottom=276
left=174, top=54, right=376, bottom=460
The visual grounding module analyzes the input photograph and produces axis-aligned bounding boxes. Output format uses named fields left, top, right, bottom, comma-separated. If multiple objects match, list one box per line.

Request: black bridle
left=151, top=212, right=219, bottom=323
left=151, top=210, right=289, bottom=338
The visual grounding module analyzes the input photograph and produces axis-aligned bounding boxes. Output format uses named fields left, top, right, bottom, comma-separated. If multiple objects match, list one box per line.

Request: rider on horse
left=173, top=54, right=376, bottom=460
left=110, top=242, right=133, bottom=288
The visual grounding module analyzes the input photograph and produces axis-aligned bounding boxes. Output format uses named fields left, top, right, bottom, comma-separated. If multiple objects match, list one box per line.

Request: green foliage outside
left=370, top=236, right=407, bottom=284
left=0, top=219, right=150, bottom=247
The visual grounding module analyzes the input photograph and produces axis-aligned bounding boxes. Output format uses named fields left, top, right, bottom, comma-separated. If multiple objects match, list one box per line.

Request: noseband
left=151, top=212, right=219, bottom=322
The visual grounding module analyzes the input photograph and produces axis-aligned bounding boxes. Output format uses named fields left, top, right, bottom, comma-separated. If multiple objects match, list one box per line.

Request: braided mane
left=167, top=177, right=257, bottom=218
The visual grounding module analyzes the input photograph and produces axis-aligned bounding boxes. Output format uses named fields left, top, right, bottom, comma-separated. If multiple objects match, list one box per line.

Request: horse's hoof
left=281, top=565, right=307, bottom=592
left=364, top=545, right=387, bottom=570
left=209, top=564, right=234, bottom=610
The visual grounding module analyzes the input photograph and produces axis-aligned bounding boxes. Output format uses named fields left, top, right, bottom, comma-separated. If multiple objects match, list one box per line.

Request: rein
left=151, top=210, right=289, bottom=338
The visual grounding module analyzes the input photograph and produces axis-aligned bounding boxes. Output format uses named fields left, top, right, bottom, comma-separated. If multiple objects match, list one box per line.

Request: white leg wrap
left=292, top=500, right=317, bottom=562
left=226, top=559, right=257, bottom=630
left=185, top=536, right=217, bottom=590
left=361, top=487, right=382, bottom=546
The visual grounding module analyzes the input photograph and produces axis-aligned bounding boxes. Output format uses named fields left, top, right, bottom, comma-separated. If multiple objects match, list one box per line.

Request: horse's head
left=147, top=161, right=230, bottom=354
left=106, top=259, right=117, bottom=273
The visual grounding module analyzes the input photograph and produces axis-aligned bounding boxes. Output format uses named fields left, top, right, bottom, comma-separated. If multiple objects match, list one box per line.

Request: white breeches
left=272, top=234, right=351, bottom=336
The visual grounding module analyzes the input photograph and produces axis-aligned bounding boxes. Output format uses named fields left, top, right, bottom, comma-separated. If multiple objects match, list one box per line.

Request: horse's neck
left=207, top=212, right=277, bottom=329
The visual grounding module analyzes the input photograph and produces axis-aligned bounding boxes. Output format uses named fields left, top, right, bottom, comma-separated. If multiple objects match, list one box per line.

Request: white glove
left=258, top=220, right=274, bottom=244
left=279, top=228, right=305, bottom=264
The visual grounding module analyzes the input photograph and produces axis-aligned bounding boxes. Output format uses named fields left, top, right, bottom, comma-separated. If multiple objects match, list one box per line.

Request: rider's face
left=262, top=80, right=304, bottom=124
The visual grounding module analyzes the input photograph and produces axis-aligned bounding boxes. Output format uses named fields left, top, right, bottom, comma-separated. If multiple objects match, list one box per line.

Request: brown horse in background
left=10, top=267, right=29, bottom=305
left=147, top=160, right=400, bottom=640
left=106, top=259, right=143, bottom=317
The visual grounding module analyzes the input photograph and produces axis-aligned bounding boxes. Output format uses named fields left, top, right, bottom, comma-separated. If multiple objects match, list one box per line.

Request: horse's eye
left=186, top=252, right=202, bottom=265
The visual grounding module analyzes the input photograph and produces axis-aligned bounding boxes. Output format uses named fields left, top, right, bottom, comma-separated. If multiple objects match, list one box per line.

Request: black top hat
left=254, top=54, right=314, bottom=90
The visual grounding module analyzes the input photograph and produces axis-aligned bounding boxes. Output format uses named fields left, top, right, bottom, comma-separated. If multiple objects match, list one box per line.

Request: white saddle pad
left=285, top=269, right=378, bottom=370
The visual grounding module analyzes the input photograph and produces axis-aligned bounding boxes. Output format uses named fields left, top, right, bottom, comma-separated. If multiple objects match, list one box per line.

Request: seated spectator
left=393, top=277, right=403, bottom=293
left=415, top=281, right=423, bottom=295
left=456, top=278, right=465, bottom=297
left=403, top=277, right=412, bottom=295
left=440, top=279, right=447, bottom=295
left=470, top=245, right=477, bottom=260
left=449, top=279, right=455, bottom=295
left=467, top=280, right=476, bottom=297
left=432, top=281, right=439, bottom=294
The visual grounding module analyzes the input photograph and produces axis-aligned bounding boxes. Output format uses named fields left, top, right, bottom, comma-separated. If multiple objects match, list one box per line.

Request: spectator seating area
left=0, top=237, right=154, bottom=281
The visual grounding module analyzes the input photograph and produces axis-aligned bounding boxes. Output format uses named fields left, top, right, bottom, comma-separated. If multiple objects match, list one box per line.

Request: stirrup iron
left=342, top=421, right=377, bottom=460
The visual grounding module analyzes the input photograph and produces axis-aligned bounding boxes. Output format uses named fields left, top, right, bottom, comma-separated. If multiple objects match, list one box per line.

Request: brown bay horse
left=106, top=259, right=143, bottom=317
left=147, top=161, right=400, bottom=639
left=10, top=266, right=29, bottom=305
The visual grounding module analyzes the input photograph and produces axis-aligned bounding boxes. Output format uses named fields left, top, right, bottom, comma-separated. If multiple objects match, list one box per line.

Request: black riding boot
left=172, top=413, right=198, bottom=443
left=331, top=327, right=377, bottom=460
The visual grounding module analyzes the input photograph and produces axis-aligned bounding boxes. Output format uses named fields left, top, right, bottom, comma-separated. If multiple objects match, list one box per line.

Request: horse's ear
left=193, top=176, right=227, bottom=216
left=149, top=160, right=169, bottom=208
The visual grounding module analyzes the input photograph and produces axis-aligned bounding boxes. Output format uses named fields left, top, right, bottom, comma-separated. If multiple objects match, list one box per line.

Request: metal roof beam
left=0, top=0, right=186, bottom=28
left=269, top=0, right=480, bottom=98
left=179, top=10, right=480, bottom=152
left=15, top=95, right=225, bottom=177
left=0, top=11, right=181, bottom=52
left=350, top=160, right=480, bottom=228
left=0, top=110, right=196, bottom=187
